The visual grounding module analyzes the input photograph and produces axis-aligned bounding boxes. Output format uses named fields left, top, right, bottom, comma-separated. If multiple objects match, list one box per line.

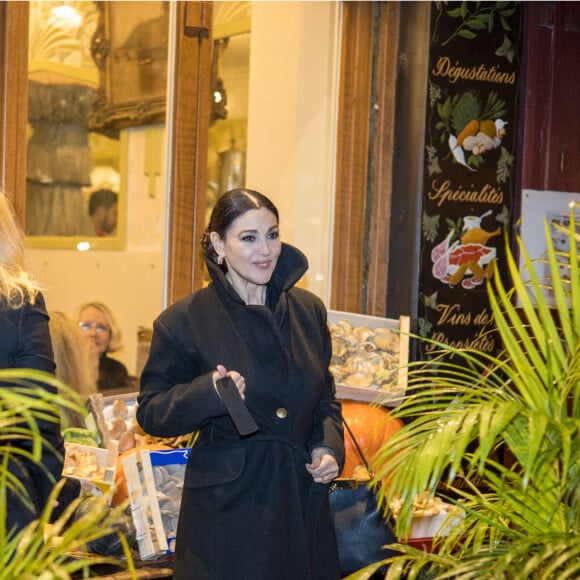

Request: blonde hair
left=0, top=193, right=39, bottom=307
left=76, top=301, right=123, bottom=353
left=49, top=311, right=98, bottom=429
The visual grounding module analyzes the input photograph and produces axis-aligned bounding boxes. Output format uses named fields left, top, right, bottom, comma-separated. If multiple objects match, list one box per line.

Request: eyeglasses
left=78, top=321, right=109, bottom=333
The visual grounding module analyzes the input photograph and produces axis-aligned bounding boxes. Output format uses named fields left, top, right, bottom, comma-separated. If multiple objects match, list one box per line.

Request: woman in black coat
left=137, top=189, right=345, bottom=580
left=0, top=193, right=64, bottom=534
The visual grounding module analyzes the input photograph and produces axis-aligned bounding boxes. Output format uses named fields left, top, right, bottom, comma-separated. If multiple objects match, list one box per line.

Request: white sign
left=520, top=189, right=580, bottom=305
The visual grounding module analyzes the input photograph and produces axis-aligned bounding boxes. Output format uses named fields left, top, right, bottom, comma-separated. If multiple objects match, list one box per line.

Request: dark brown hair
left=201, top=188, right=279, bottom=268
left=88, top=189, right=118, bottom=216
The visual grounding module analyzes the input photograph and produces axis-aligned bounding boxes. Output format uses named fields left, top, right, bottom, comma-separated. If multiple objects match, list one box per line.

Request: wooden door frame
left=330, top=1, right=400, bottom=316
left=366, top=2, right=400, bottom=316
left=165, top=1, right=213, bottom=304
left=330, top=1, right=373, bottom=313
left=0, top=1, right=29, bottom=219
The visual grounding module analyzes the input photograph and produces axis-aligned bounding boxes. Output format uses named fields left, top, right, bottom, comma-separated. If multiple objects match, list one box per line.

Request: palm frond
left=0, top=369, right=135, bottom=577
left=363, top=211, right=580, bottom=578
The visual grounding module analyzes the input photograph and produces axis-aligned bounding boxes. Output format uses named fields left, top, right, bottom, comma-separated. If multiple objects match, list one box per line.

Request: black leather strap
left=215, top=376, right=259, bottom=436
left=343, top=417, right=373, bottom=477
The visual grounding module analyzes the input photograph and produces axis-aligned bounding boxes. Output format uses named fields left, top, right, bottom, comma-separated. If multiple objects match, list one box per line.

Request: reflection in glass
left=27, top=81, right=97, bottom=236
left=207, top=31, right=251, bottom=215
left=26, top=1, right=119, bottom=239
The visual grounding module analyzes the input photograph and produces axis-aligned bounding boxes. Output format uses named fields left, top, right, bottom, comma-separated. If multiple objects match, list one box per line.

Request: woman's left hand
left=306, top=447, right=339, bottom=484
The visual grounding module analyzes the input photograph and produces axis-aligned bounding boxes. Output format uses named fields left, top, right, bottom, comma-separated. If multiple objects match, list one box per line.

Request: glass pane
left=24, top=2, right=170, bottom=378
left=207, top=3, right=251, bottom=218
left=26, top=2, right=121, bottom=244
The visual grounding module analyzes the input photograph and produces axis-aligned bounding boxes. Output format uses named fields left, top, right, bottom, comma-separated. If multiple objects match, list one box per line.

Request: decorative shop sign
left=417, top=1, right=524, bottom=360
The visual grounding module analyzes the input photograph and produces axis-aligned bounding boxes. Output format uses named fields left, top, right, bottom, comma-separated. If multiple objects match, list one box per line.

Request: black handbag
left=329, top=419, right=398, bottom=577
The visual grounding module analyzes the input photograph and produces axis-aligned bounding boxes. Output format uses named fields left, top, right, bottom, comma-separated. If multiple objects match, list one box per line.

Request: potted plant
left=0, top=369, right=135, bottom=578
left=347, top=212, right=580, bottom=579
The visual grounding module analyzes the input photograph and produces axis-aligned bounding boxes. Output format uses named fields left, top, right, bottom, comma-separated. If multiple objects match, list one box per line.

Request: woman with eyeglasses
left=76, top=301, right=130, bottom=391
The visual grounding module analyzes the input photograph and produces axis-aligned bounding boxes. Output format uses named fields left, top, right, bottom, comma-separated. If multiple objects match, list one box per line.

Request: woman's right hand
left=212, top=364, right=247, bottom=400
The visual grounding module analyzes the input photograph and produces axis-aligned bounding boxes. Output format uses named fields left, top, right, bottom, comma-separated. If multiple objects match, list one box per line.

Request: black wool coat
left=0, top=292, right=64, bottom=533
left=137, top=243, right=345, bottom=580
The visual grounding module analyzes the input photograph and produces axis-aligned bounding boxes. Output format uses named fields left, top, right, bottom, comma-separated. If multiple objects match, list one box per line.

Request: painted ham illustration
left=432, top=212, right=500, bottom=289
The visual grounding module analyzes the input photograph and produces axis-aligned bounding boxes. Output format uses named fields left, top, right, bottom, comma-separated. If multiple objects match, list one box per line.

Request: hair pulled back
left=201, top=188, right=279, bottom=269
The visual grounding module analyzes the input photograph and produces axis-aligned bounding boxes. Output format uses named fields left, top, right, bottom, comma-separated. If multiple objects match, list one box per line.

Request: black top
left=0, top=292, right=64, bottom=532
left=98, top=353, right=130, bottom=391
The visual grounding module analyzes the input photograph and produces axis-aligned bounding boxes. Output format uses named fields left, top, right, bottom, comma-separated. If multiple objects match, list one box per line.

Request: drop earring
left=217, top=254, right=224, bottom=265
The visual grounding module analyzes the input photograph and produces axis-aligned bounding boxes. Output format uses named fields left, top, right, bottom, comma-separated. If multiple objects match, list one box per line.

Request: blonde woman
left=76, top=301, right=130, bottom=391
left=48, top=311, right=98, bottom=429
left=0, top=193, right=64, bottom=532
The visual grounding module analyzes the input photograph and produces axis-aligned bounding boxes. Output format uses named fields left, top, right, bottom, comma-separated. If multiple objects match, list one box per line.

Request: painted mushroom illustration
left=446, top=91, right=508, bottom=170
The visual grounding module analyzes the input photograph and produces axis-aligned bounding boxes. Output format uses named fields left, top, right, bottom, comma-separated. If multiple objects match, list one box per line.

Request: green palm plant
left=0, top=369, right=135, bottom=579
left=347, top=212, right=580, bottom=579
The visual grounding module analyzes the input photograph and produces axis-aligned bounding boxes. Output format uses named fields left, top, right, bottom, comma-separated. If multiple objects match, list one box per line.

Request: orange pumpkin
left=340, top=400, right=403, bottom=478
left=111, top=442, right=172, bottom=506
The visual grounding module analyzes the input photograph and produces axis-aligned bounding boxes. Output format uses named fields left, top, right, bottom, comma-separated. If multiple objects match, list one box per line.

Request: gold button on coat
left=276, top=407, right=288, bottom=419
